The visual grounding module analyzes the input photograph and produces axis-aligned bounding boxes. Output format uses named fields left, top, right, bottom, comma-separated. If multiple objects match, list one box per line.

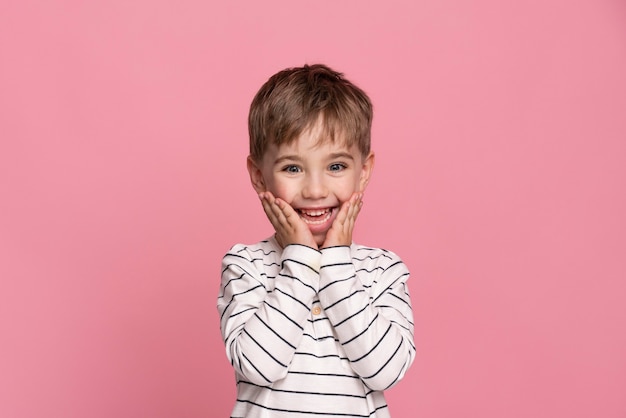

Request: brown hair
left=248, top=64, right=373, bottom=161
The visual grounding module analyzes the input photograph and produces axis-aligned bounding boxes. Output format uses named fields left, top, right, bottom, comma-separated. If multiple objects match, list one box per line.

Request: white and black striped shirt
left=218, top=236, right=415, bottom=417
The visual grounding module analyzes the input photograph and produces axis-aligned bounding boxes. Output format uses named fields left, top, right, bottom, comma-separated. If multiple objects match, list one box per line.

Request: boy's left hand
left=321, top=192, right=363, bottom=249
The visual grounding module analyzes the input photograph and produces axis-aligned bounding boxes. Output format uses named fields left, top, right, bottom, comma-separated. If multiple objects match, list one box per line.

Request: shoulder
left=223, top=238, right=280, bottom=264
left=351, top=243, right=404, bottom=266
left=351, top=243, right=410, bottom=284
left=220, top=238, right=282, bottom=287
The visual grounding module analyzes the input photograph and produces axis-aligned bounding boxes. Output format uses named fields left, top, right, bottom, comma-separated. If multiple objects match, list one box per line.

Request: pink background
left=1, top=1, right=625, bottom=417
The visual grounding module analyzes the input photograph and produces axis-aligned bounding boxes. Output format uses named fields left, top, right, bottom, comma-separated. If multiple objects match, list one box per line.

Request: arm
left=317, top=246, right=415, bottom=391
left=218, top=243, right=321, bottom=385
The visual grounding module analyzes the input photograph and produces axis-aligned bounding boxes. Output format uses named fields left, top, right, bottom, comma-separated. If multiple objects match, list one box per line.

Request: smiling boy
left=218, top=64, right=415, bottom=417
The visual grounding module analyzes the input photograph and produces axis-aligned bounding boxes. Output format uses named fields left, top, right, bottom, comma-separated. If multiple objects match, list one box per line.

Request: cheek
left=267, top=179, right=297, bottom=202
left=336, top=177, right=361, bottom=200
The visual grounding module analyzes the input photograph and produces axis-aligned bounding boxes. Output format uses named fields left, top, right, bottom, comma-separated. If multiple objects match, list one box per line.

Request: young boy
left=218, top=64, right=415, bottom=417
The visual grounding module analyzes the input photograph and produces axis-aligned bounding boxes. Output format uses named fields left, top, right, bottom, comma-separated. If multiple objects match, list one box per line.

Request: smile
left=297, top=208, right=333, bottom=225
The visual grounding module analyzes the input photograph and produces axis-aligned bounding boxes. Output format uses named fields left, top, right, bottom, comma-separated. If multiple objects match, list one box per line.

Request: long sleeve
left=317, top=245, right=415, bottom=391
left=218, top=242, right=321, bottom=385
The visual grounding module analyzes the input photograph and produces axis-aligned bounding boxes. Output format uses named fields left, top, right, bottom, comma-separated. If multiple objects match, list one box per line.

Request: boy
left=218, top=64, right=415, bottom=417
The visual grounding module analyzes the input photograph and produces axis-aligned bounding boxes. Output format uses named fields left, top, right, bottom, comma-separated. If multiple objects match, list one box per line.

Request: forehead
left=267, top=125, right=358, bottom=160
left=286, top=116, right=354, bottom=150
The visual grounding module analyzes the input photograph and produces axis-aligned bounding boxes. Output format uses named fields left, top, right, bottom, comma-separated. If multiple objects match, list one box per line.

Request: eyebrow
left=328, top=152, right=355, bottom=161
left=273, top=155, right=302, bottom=165
left=273, top=152, right=355, bottom=166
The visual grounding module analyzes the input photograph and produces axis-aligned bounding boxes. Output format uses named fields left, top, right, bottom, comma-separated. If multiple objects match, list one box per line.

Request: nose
left=301, top=173, right=328, bottom=200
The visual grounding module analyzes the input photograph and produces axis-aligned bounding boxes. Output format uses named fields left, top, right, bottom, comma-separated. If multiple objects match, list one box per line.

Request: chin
left=312, top=233, right=327, bottom=247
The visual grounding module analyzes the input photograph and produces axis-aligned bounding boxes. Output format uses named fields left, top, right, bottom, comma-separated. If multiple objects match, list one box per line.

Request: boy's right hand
left=259, top=192, right=318, bottom=249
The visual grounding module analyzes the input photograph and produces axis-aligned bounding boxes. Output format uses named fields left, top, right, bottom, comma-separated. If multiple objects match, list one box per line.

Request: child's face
left=248, top=122, right=374, bottom=247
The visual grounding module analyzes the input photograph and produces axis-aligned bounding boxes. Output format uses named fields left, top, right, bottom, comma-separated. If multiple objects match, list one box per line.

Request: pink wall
left=1, top=1, right=625, bottom=417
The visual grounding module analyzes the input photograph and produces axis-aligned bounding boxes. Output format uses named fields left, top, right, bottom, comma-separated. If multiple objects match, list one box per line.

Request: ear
left=358, top=151, right=375, bottom=192
left=247, top=155, right=267, bottom=193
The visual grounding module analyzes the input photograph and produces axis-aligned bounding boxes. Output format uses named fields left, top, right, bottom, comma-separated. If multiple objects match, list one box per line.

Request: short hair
left=248, top=64, right=373, bottom=161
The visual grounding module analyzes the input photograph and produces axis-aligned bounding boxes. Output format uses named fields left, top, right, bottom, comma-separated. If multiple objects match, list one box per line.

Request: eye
left=282, top=165, right=301, bottom=173
left=328, top=163, right=347, bottom=172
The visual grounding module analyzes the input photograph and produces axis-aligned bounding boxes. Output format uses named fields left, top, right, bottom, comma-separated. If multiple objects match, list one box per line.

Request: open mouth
left=297, top=208, right=333, bottom=225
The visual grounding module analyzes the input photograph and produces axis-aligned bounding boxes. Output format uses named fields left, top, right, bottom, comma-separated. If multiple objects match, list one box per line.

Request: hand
left=259, top=191, right=318, bottom=249
left=321, top=192, right=363, bottom=249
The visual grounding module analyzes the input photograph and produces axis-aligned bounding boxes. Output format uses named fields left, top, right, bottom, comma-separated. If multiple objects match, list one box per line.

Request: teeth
left=298, top=208, right=332, bottom=225
left=301, top=209, right=328, bottom=216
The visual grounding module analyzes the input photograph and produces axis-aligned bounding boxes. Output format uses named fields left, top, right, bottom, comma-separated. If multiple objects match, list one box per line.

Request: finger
left=260, top=198, right=274, bottom=221
left=352, top=199, right=363, bottom=224
left=259, top=191, right=277, bottom=210
left=351, top=193, right=363, bottom=221
left=275, top=198, right=304, bottom=231
left=345, top=193, right=363, bottom=232
left=344, top=193, right=359, bottom=220
left=346, top=202, right=358, bottom=233
left=260, top=193, right=284, bottom=230
left=269, top=198, right=291, bottom=229
left=259, top=193, right=274, bottom=219
left=275, top=198, right=295, bottom=219
left=261, top=192, right=292, bottom=232
left=335, top=200, right=351, bottom=227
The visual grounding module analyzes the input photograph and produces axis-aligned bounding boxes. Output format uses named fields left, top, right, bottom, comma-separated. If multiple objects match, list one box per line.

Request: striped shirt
left=218, top=236, right=415, bottom=418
